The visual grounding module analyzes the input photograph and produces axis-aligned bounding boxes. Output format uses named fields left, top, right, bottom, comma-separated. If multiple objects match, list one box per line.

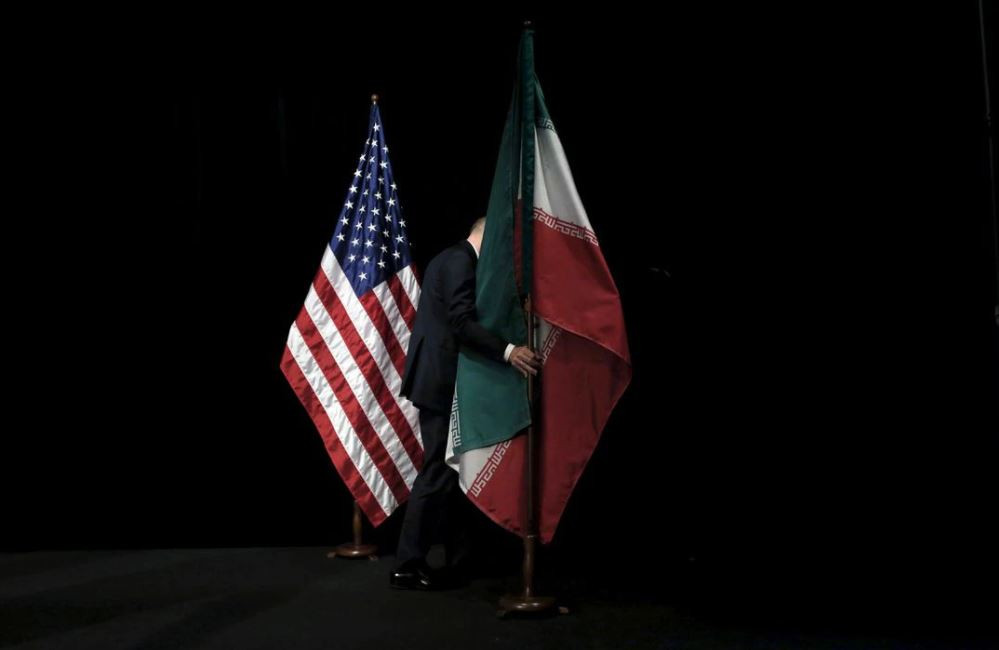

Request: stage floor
left=0, top=547, right=992, bottom=650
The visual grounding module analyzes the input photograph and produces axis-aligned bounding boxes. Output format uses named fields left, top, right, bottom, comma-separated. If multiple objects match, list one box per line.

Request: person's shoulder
left=424, top=241, right=471, bottom=279
left=432, top=241, right=473, bottom=266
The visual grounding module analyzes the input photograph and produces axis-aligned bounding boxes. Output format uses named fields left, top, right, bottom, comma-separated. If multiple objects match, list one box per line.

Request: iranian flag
left=446, top=28, right=631, bottom=543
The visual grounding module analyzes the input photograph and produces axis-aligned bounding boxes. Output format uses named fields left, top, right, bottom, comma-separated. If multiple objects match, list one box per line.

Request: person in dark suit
left=390, top=217, right=540, bottom=590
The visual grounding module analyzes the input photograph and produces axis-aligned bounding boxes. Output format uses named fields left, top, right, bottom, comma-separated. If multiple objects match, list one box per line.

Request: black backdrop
left=7, top=4, right=998, bottom=629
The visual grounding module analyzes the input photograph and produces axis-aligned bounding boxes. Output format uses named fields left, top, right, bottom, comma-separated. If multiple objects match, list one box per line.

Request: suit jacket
left=400, top=240, right=508, bottom=413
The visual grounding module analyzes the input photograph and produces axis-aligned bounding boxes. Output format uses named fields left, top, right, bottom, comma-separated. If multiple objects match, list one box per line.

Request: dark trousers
left=394, top=408, right=470, bottom=571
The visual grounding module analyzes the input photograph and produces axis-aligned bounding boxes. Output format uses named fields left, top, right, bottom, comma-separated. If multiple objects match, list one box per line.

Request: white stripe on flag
left=533, top=126, right=593, bottom=231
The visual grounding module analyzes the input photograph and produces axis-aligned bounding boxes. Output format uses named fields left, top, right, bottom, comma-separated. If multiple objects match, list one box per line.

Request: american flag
left=281, top=101, right=423, bottom=526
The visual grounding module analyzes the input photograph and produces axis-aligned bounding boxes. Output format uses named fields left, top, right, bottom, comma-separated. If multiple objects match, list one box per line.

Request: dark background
left=7, top=3, right=998, bottom=636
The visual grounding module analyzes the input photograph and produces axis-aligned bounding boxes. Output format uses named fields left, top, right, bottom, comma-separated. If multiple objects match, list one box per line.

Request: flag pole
left=498, top=294, right=558, bottom=616
left=978, top=0, right=999, bottom=326
left=328, top=500, right=378, bottom=559
left=327, top=93, right=384, bottom=561
left=498, top=21, right=560, bottom=617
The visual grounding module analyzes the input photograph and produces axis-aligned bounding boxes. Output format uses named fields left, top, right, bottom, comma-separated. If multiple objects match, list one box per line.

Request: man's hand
left=508, top=346, right=541, bottom=377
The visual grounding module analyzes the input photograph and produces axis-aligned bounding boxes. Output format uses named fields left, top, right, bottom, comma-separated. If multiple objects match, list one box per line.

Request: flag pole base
left=328, top=501, right=378, bottom=559
left=497, top=594, right=560, bottom=617
left=327, top=543, right=378, bottom=559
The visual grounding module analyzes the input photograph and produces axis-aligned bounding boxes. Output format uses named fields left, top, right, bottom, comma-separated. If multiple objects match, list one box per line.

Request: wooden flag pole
left=328, top=501, right=378, bottom=559
left=498, top=293, right=559, bottom=616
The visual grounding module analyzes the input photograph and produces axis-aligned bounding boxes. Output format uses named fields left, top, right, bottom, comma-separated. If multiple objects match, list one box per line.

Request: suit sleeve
left=442, top=250, right=509, bottom=362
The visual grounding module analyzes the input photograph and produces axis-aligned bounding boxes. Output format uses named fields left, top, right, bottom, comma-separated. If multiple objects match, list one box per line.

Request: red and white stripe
left=281, top=246, right=422, bottom=526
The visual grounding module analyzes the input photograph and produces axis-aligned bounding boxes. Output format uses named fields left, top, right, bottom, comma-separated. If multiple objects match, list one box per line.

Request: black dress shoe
left=389, top=562, right=440, bottom=590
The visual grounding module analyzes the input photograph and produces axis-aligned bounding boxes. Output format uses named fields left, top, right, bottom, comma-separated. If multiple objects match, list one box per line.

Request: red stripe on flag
left=387, top=273, right=417, bottom=330
left=294, top=308, right=411, bottom=505
left=531, top=217, right=631, bottom=363
left=467, top=438, right=527, bottom=538
left=312, top=270, right=424, bottom=469
left=280, top=345, right=387, bottom=526
left=359, top=291, right=408, bottom=378
left=535, top=329, right=630, bottom=543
